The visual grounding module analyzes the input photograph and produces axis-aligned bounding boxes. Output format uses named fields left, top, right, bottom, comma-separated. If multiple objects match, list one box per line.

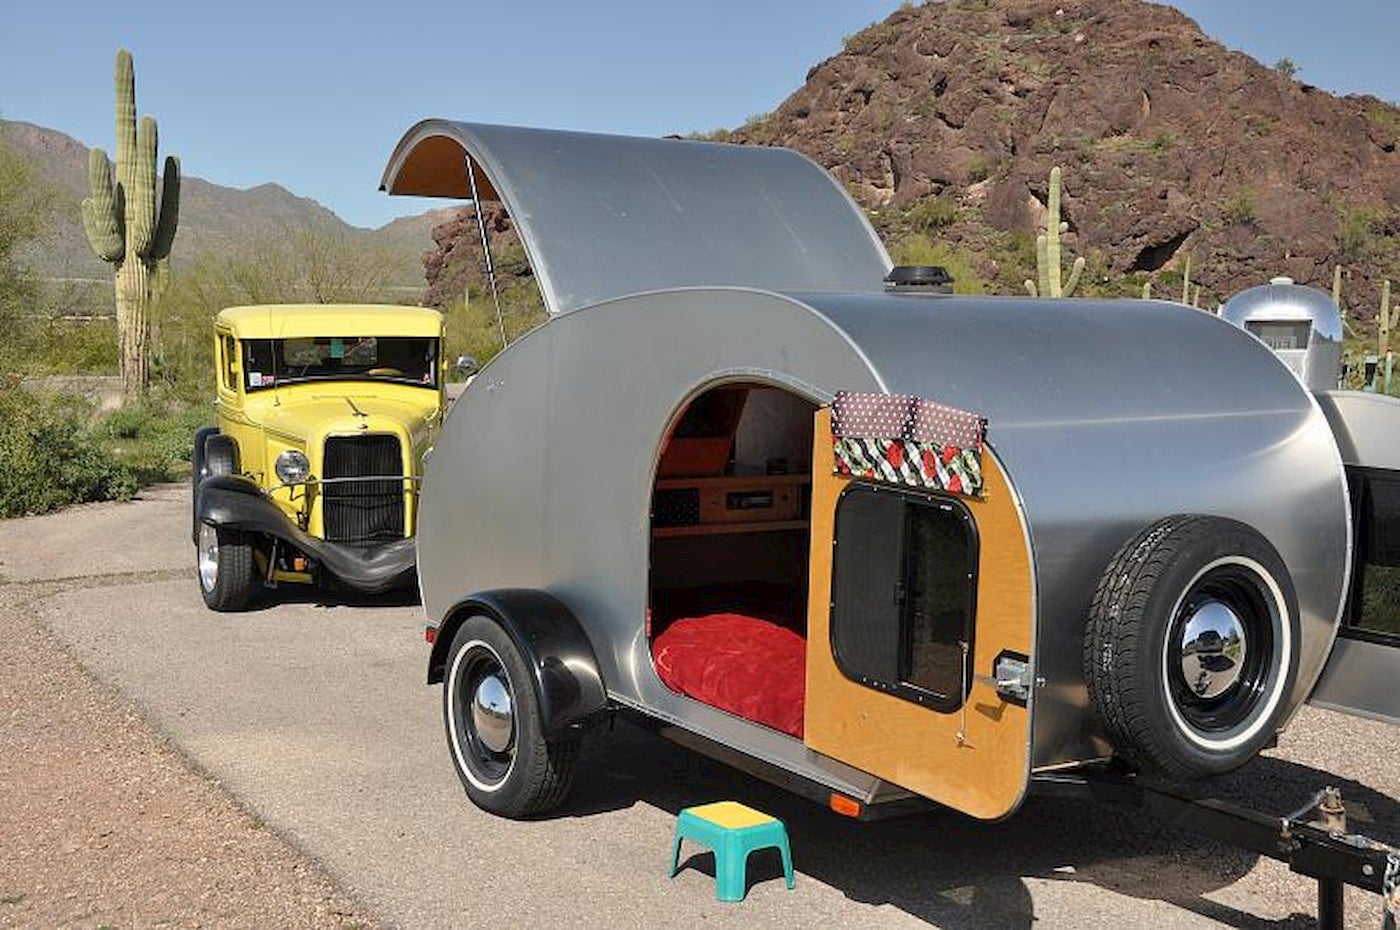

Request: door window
left=830, top=483, right=977, bottom=711
left=219, top=335, right=237, bottom=392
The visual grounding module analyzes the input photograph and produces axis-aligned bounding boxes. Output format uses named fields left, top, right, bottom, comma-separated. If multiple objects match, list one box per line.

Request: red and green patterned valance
left=831, top=391, right=987, bottom=497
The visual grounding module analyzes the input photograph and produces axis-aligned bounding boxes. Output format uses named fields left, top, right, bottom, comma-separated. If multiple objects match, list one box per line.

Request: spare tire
left=1084, top=515, right=1299, bottom=780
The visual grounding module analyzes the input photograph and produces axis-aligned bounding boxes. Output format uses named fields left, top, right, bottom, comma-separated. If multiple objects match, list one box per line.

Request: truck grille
left=322, top=435, right=404, bottom=545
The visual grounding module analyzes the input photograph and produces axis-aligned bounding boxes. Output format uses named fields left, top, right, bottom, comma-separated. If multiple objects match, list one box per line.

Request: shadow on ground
left=550, top=722, right=1397, bottom=928
left=233, top=583, right=421, bottom=612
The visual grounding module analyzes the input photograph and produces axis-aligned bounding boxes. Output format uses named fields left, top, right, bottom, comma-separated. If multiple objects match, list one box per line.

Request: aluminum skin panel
left=418, top=288, right=889, bottom=796
left=1309, top=637, right=1400, bottom=726
left=420, top=286, right=1350, bottom=780
left=1315, top=391, right=1400, bottom=468
left=798, top=293, right=1352, bottom=769
left=380, top=121, right=892, bottom=315
left=1309, top=390, right=1400, bottom=726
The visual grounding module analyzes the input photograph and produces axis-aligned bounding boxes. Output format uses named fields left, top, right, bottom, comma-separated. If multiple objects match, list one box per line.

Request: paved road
left=2, top=486, right=1397, bottom=928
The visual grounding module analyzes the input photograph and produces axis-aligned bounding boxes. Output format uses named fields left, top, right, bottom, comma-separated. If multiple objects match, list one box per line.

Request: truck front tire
left=197, top=522, right=258, bottom=612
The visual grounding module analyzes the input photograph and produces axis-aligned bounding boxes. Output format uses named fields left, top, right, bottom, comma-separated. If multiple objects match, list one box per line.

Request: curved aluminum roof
left=380, top=120, right=892, bottom=314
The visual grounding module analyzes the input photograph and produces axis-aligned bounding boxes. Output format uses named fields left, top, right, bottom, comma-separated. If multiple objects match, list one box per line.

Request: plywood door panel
left=803, top=408, right=1036, bottom=820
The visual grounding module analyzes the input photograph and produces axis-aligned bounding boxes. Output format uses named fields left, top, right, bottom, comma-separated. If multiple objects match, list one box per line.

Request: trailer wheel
left=443, top=616, right=580, bottom=818
left=1084, top=515, right=1298, bottom=780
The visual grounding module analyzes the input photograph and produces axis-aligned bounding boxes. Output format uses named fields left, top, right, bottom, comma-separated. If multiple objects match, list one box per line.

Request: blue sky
left=2, top=1, right=1396, bottom=229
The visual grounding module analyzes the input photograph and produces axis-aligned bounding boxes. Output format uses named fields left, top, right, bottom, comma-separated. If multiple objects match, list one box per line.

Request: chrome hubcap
left=472, top=672, right=514, bottom=754
left=197, top=523, right=219, bottom=592
left=1177, top=599, right=1248, bottom=699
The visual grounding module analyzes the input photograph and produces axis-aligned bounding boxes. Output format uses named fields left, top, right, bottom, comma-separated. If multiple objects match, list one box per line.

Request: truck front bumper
left=195, top=474, right=416, bottom=593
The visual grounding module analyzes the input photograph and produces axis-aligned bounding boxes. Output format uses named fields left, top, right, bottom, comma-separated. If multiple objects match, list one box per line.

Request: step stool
left=669, top=801, right=795, bottom=902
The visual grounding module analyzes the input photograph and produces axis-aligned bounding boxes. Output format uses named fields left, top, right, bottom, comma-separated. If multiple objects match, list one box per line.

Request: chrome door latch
left=977, top=653, right=1034, bottom=703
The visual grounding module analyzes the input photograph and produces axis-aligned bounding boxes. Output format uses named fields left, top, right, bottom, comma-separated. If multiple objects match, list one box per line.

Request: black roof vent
left=885, top=265, right=954, bottom=294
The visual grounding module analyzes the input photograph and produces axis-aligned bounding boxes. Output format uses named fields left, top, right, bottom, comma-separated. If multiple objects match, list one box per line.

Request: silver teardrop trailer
left=381, top=121, right=1399, bottom=914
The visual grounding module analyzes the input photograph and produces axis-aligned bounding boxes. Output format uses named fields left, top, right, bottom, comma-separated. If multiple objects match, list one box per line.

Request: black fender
left=429, top=589, right=608, bottom=734
left=196, top=474, right=416, bottom=592
left=190, top=426, right=220, bottom=543
left=192, top=426, right=220, bottom=478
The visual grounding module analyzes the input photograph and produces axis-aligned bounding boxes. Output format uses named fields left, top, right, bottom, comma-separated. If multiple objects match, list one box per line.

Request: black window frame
left=828, top=481, right=979, bottom=713
left=1343, top=465, right=1400, bottom=647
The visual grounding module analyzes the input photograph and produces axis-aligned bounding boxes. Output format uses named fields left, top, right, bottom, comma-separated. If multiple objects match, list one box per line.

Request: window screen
left=1348, top=469, right=1400, bottom=640
left=830, top=484, right=977, bottom=711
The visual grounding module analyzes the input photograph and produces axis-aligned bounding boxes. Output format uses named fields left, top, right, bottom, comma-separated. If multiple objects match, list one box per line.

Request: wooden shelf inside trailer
left=652, top=519, right=809, bottom=539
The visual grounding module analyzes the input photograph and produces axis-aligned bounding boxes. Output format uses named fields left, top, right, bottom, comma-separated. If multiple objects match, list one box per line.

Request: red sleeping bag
left=651, top=613, right=806, bottom=738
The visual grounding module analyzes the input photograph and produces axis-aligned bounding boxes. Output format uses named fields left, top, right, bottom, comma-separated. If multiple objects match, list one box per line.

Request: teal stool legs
left=670, top=802, right=795, bottom=902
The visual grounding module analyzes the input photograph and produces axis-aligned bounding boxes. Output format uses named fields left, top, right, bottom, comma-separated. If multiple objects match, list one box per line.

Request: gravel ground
left=1, top=486, right=1397, bottom=929
left=0, top=576, right=378, bottom=930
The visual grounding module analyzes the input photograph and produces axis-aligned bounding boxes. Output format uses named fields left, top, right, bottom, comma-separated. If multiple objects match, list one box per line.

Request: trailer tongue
left=1035, top=770, right=1400, bottom=930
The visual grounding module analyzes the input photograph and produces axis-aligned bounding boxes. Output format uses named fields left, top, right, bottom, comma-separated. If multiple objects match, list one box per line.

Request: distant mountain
left=2, top=119, right=444, bottom=290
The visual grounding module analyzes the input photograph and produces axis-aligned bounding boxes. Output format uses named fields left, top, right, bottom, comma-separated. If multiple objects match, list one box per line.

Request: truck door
left=803, top=408, right=1036, bottom=820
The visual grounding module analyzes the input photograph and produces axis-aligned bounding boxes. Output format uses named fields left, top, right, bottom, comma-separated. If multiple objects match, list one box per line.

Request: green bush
left=0, top=388, right=136, bottom=517
left=906, top=195, right=959, bottom=234
left=98, top=401, right=212, bottom=484
left=441, top=277, right=548, bottom=374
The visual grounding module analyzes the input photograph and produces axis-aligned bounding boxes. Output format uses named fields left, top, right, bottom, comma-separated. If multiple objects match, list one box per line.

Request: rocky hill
left=2, top=119, right=445, bottom=289
left=426, top=0, right=1400, bottom=321
left=748, top=0, right=1400, bottom=306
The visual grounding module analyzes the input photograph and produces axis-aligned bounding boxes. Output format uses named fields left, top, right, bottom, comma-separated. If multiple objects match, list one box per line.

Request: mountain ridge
left=2, top=119, right=445, bottom=289
left=725, top=0, right=1400, bottom=309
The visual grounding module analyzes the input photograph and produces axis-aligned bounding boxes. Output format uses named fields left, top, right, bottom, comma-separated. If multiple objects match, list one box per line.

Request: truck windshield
left=241, top=337, right=438, bottom=391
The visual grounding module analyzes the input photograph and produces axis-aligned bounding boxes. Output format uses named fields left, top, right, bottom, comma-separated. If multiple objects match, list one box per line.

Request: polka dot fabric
left=831, top=391, right=985, bottom=450
left=830, top=391, right=988, bottom=498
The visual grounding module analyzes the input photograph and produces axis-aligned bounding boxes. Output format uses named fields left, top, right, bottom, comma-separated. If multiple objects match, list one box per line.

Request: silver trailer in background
left=1221, top=276, right=1344, bottom=392
left=381, top=121, right=1400, bottom=826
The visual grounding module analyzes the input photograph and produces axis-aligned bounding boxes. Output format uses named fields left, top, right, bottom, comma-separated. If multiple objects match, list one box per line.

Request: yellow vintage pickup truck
left=191, top=303, right=458, bottom=611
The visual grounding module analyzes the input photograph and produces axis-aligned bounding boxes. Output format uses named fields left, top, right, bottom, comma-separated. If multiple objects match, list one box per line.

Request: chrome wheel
left=472, top=672, right=515, bottom=754
left=1177, top=599, right=1248, bottom=700
left=447, top=640, right=516, bottom=791
left=1163, top=556, right=1286, bottom=747
left=198, top=523, right=219, bottom=592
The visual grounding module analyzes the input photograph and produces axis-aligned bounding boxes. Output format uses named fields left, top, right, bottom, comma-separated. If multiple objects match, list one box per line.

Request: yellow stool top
left=685, top=801, right=777, bottom=830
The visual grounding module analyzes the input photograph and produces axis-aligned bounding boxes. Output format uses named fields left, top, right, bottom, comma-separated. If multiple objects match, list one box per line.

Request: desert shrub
left=906, top=195, right=959, bottom=234
left=1222, top=188, right=1257, bottom=225
left=98, top=400, right=212, bottom=484
left=1336, top=202, right=1389, bottom=260
left=0, top=388, right=136, bottom=517
left=441, top=277, right=548, bottom=375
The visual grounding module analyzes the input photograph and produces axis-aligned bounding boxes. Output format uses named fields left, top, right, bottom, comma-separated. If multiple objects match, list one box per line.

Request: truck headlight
left=274, top=449, right=311, bottom=485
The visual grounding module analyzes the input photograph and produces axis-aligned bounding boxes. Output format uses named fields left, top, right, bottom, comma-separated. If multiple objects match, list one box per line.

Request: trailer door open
left=803, top=408, right=1037, bottom=820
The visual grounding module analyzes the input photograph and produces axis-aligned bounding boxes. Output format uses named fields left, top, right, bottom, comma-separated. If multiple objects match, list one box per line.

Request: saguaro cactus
left=1024, top=166, right=1084, bottom=298
left=82, top=49, right=180, bottom=403
left=1380, top=279, right=1392, bottom=359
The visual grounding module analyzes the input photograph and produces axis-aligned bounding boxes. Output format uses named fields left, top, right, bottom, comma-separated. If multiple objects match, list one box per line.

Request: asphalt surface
left=2, top=485, right=1398, bottom=929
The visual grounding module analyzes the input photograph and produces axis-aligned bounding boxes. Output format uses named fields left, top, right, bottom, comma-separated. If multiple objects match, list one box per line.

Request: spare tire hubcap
left=1177, top=599, right=1247, bottom=699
